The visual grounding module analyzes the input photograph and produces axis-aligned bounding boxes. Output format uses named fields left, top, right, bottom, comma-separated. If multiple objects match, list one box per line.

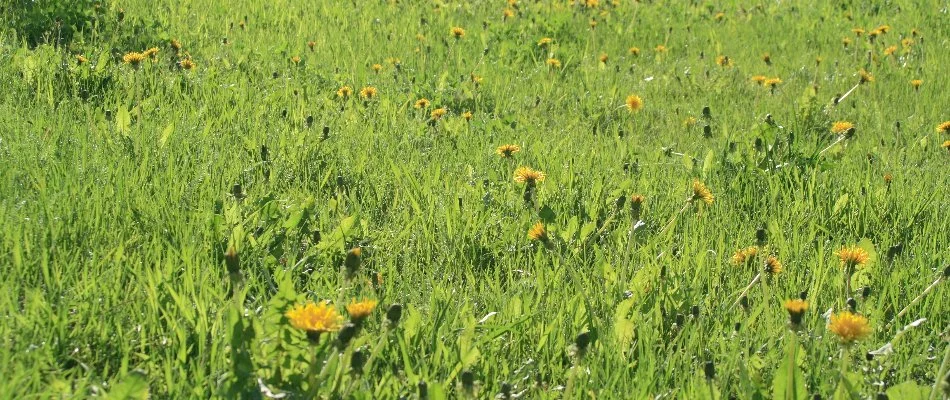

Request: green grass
left=1, top=0, right=948, bottom=398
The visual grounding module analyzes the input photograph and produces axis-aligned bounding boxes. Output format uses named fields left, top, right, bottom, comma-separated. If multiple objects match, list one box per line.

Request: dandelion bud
left=691, top=305, right=700, bottom=318
left=675, top=313, right=685, bottom=325
left=312, top=230, right=321, bottom=245
left=847, top=297, right=857, bottom=312
left=500, top=381, right=512, bottom=399
left=756, top=226, right=767, bottom=246
left=337, top=322, right=358, bottom=348
left=630, top=195, right=645, bottom=220
left=386, top=303, right=403, bottom=326
left=703, top=125, right=712, bottom=138
left=861, top=286, right=871, bottom=298
left=866, top=352, right=875, bottom=361
left=418, top=381, right=428, bottom=399
left=943, top=265, right=950, bottom=277
left=231, top=184, right=244, bottom=199
left=799, top=290, right=808, bottom=300
left=739, top=296, right=749, bottom=310
left=322, top=126, right=330, bottom=139
left=344, top=247, right=362, bottom=276
left=260, top=144, right=269, bottom=162
left=615, top=195, right=626, bottom=210
left=306, top=115, right=314, bottom=127
left=350, top=348, right=365, bottom=373
left=875, top=393, right=888, bottom=400
left=460, top=370, right=475, bottom=391
left=575, top=331, right=590, bottom=353
left=734, top=322, right=741, bottom=332
left=702, top=106, right=711, bottom=118
left=704, top=361, right=716, bottom=380
left=225, top=245, right=241, bottom=275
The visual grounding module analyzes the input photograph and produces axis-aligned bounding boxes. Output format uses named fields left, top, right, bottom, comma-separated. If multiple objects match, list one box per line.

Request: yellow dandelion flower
left=831, top=121, right=855, bottom=135
left=527, top=221, right=549, bottom=242
left=875, top=24, right=890, bottom=34
left=546, top=58, right=562, bottom=68
left=764, top=256, right=783, bottom=276
left=901, top=38, right=914, bottom=48
left=514, top=166, right=545, bottom=185
left=655, top=44, right=668, bottom=53
left=430, top=107, right=447, bottom=120
left=942, top=140, right=950, bottom=151
left=584, top=0, right=599, bottom=7
left=337, top=86, right=353, bottom=98
left=414, top=98, right=430, bottom=109
left=462, top=111, right=473, bottom=121
left=836, top=246, right=870, bottom=269
left=714, top=12, right=725, bottom=21
left=451, top=27, right=466, bottom=39
left=122, top=52, right=146, bottom=66
left=764, top=77, right=782, bottom=88
left=416, top=33, right=426, bottom=42
left=625, top=95, right=643, bottom=112
left=599, top=53, right=608, bottom=63
left=784, top=299, right=808, bottom=325
left=286, top=302, right=344, bottom=334
left=858, top=69, right=874, bottom=84
left=869, top=29, right=881, bottom=38
left=751, top=75, right=767, bottom=85
left=503, top=8, right=516, bottom=19
left=496, top=144, right=521, bottom=158
left=628, top=47, right=640, bottom=56
left=170, top=39, right=182, bottom=51
left=684, top=116, right=697, bottom=127
left=883, top=46, right=897, bottom=56
left=359, top=86, right=378, bottom=99
left=715, top=55, right=732, bottom=67
left=372, top=63, right=382, bottom=72
left=936, top=121, right=950, bottom=134
left=851, top=27, right=865, bottom=36
left=346, top=299, right=378, bottom=322
left=691, top=180, right=714, bottom=205
left=828, top=311, right=871, bottom=344
left=307, top=40, right=316, bottom=51
left=731, top=246, right=758, bottom=266
left=538, top=37, right=553, bottom=47
left=143, top=47, right=159, bottom=58
left=291, top=56, right=301, bottom=64
left=179, top=58, right=196, bottom=70
left=470, top=73, right=483, bottom=84
left=76, top=55, right=88, bottom=65
left=842, top=37, right=852, bottom=47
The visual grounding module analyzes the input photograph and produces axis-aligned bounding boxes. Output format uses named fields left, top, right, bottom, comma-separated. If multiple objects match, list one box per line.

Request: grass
left=1, top=0, right=948, bottom=398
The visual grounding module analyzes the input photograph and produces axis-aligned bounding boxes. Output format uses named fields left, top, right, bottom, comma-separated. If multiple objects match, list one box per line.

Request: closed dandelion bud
left=943, top=265, right=950, bottom=277
left=225, top=245, right=241, bottom=275
left=418, top=381, right=428, bottom=399
left=734, top=322, right=741, bottom=332
left=460, top=370, right=475, bottom=391
left=675, top=313, right=685, bottom=325
left=799, top=290, right=808, bottom=300
left=691, top=305, right=700, bottom=318
left=630, top=195, right=645, bottom=220
left=306, top=115, right=314, bottom=127
left=344, top=247, right=362, bottom=276
left=739, top=296, right=749, bottom=310
left=861, top=286, right=871, bottom=298
left=702, top=106, right=711, bottom=118
left=231, top=184, right=244, bottom=199
left=386, top=303, right=403, bottom=325
left=756, top=226, right=767, bottom=246
left=575, top=331, right=591, bottom=353
left=500, top=381, right=512, bottom=399
left=322, top=126, right=330, bottom=139
left=704, top=361, right=716, bottom=380
left=337, top=322, right=358, bottom=348
left=350, top=348, right=365, bottom=373
left=272, top=71, right=278, bottom=79
left=615, top=195, right=626, bottom=210
left=703, top=125, right=712, bottom=138
left=847, top=297, right=857, bottom=312
left=866, top=352, right=875, bottom=361
left=875, top=393, right=888, bottom=400
left=260, top=144, right=269, bottom=162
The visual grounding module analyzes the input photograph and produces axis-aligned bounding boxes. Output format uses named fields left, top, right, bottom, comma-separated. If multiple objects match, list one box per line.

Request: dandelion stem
left=731, top=272, right=762, bottom=310
left=887, top=275, right=943, bottom=329
left=818, top=136, right=847, bottom=156
left=931, top=339, right=950, bottom=400
left=835, top=82, right=861, bottom=106
left=659, top=202, right=691, bottom=237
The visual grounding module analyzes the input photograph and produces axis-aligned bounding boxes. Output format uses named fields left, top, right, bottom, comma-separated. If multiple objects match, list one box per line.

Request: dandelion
left=599, top=53, right=608, bottom=63
left=714, top=12, right=725, bottom=21
left=629, top=195, right=645, bottom=219
left=715, top=55, right=732, bottom=67
left=784, top=299, right=808, bottom=326
left=815, top=56, right=823, bottom=66
left=901, top=38, right=914, bottom=48
left=828, top=311, right=871, bottom=344
left=470, top=73, right=483, bottom=85
left=868, top=29, right=880, bottom=39
left=179, top=58, right=196, bottom=70
left=764, top=256, right=783, bottom=276
left=546, top=58, right=562, bottom=68
left=628, top=47, right=640, bottom=56
left=883, top=173, right=892, bottom=185
left=527, top=221, right=549, bottom=243
left=451, top=27, right=466, bottom=39
left=496, top=144, right=521, bottom=158
left=836, top=246, right=869, bottom=270
left=372, top=63, right=382, bottom=73
left=655, top=44, right=667, bottom=53
left=851, top=27, right=865, bottom=36
left=122, top=52, right=146, bottom=66
left=731, top=246, right=759, bottom=266
left=346, top=299, right=378, bottom=323
left=503, top=8, right=516, bottom=19
left=462, top=111, right=473, bottom=121
left=831, top=121, right=855, bottom=135
left=690, top=180, right=714, bottom=205
left=344, top=247, right=362, bottom=276
left=683, top=116, right=697, bottom=127
left=76, top=55, right=88, bottom=65
left=584, top=0, right=599, bottom=7
left=414, top=98, right=430, bottom=109
left=514, top=167, right=545, bottom=185
left=858, top=69, right=874, bottom=84
left=359, top=86, right=377, bottom=99
left=307, top=40, right=315, bottom=51
left=764, top=77, right=782, bottom=88
left=337, top=86, right=353, bottom=98
left=910, top=79, right=922, bottom=90
left=430, top=107, right=447, bottom=120
left=942, top=140, right=950, bottom=152
left=751, top=75, right=767, bottom=85
left=625, top=95, right=643, bottom=112
left=143, top=47, right=159, bottom=58
left=936, top=121, right=950, bottom=134
left=761, top=53, right=771, bottom=65
left=875, top=24, right=890, bottom=34
left=538, top=37, right=553, bottom=47
left=286, top=302, right=344, bottom=341
left=842, top=37, right=852, bottom=47
left=170, top=39, right=182, bottom=51
left=883, top=46, right=897, bottom=56
left=588, top=19, right=598, bottom=29
left=291, top=56, right=301, bottom=65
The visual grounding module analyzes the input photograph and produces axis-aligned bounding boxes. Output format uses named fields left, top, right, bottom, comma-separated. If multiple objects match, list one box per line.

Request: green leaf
left=115, top=104, right=131, bottom=135
left=772, top=339, right=807, bottom=400
left=159, top=122, right=174, bottom=148
left=832, top=193, right=849, bottom=215
left=884, top=381, right=928, bottom=400
left=104, top=371, right=149, bottom=400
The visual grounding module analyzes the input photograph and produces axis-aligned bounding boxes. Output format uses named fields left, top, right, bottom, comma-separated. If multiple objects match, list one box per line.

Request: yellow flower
left=761, top=53, right=771, bottom=64
left=179, top=58, right=196, bottom=70
left=831, top=121, right=855, bottom=135
left=538, top=37, right=553, bottom=47
left=430, top=107, right=448, bottom=120
left=715, top=55, right=732, bottom=67
left=337, top=86, right=353, bottom=98
left=546, top=58, right=562, bottom=68
left=496, top=144, right=521, bottom=158
left=470, top=73, right=483, bottom=85
left=462, top=111, right=473, bottom=121
left=851, top=27, right=865, bottom=36
left=599, top=53, right=608, bottom=63
left=901, top=38, right=914, bottom=48
left=942, top=140, right=950, bottom=151
left=286, top=302, right=344, bottom=334
left=764, top=77, right=782, bottom=88
left=514, top=166, right=545, bottom=185
left=76, top=55, right=88, bottom=65
left=731, top=246, right=758, bottom=266
left=527, top=221, right=549, bottom=242
left=625, top=95, right=643, bottom=112
left=307, top=40, right=315, bottom=51
left=828, top=311, right=871, bottom=344
left=784, top=299, right=808, bottom=325
left=143, top=47, right=159, bottom=58
left=875, top=24, right=890, bottom=34
left=842, top=37, right=852, bottom=47
left=836, top=246, right=869, bottom=269
left=414, top=98, right=430, bottom=109
left=170, top=39, right=182, bottom=51
left=691, top=180, right=714, bottom=205
left=859, top=69, right=874, bottom=84
left=291, top=56, right=301, bottom=64
left=451, top=26, right=466, bottom=39
left=655, top=44, right=667, bottom=53
left=359, top=86, right=378, bottom=99
left=628, top=47, right=640, bottom=56
left=372, top=63, right=382, bottom=72
left=937, top=121, right=950, bottom=134
left=751, top=75, right=767, bottom=85
left=503, top=8, right=516, bottom=19
left=764, top=256, right=783, bottom=276
left=910, top=79, right=922, bottom=89
left=883, top=46, right=897, bottom=56
left=122, top=52, right=146, bottom=66
left=584, top=0, right=599, bottom=7
left=683, top=117, right=697, bottom=127
left=714, top=12, right=725, bottom=21
left=346, top=299, right=378, bottom=322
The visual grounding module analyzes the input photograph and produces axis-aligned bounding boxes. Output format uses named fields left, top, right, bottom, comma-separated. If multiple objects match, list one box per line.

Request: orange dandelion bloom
left=936, top=121, right=950, bottom=134
left=346, top=299, right=378, bottom=322
left=496, top=144, right=521, bottom=158
left=828, top=311, right=871, bottom=344
left=359, top=86, right=378, bottom=99
left=414, top=98, right=430, bottom=109
left=836, top=246, right=870, bottom=269
left=286, top=302, right=344, bottom=334
left=337, top=86, right=353, bottom=98
left=527, top=221, right=549, bottom=242
left=628, top=47, right=640, bottom=56
left=546, top=58, right=562, bottom=68
left=731, top=246, right=758, bottom=266
left=451, top=27, right=466, bottom=39
left=514, top=166, right=545, bottom=185
left=625, top=95, right=643, bottom=112
left=831, top=121, right=855, bottom=135
left=691, top=180, right=714, bottom=205
left=430, top=107, right=448, bottom=120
